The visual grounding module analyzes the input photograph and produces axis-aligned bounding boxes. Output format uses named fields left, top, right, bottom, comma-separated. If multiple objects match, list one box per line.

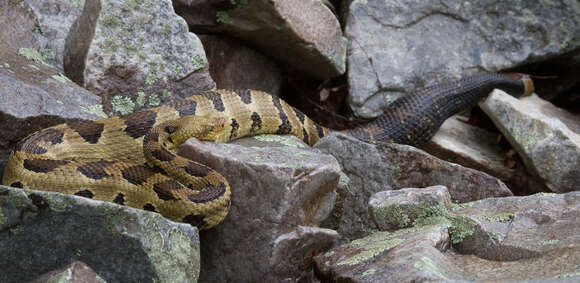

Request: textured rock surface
left=0, top=43, right=102, bottom=174
left=369, top=186, right=452, bottom=231
left=480, top=90, right=580, bottom=192
left=29, top=261, right=107, bottom=283
left=175, top=0, right=346, bottom=80
left=0, top=186, right=200, bottom=283
left=65, top=0, right=215, bottom=115
left=179, top=135, right=341, bottom=282
left=315, top=132, right=512, bottom=241
left=344, top=0, right=580, bottom=118
left=198, top=34, right=284, bottom=97
left=0, top=0, right=40, bottom=51
left=315, top=192, right=580, bottom=282
left=26, top=0, right=86, bottom=71
left=423, top=116, right=548, bottom=194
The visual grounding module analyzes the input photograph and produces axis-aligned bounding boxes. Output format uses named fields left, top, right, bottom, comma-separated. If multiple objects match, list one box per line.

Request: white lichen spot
left=136, top=91, right=147, bottom=107
left=111, top=96, right=135, bottom=115
left=81, top=104, right=108, bottom=118
left=149, top=94, right=161, bottom=106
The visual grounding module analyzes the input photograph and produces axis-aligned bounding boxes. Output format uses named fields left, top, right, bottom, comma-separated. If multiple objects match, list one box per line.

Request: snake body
left=2, top=73, right=533, bottom=229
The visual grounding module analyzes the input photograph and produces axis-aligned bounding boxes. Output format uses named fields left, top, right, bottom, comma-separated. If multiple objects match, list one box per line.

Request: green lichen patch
left=81, top=104, right=108, bottom=118
left=216, top=11, right=231, bottom=24
left=149, top=94, right=160, bottom=106
left=252, top=134, right=308, bottom=148
left=112, top=95, right=135, bottom=115
left=51, top=73, right=72, bottom=83
left=372, top=203, right=410, bottom=228
left=71, top=0, right=85, bottom=8
left=191, top=55, right=207, bottom=71
left=447, top=215, right=476, bottom=244
left=541, top=239, right=560, bottom=246
left=362, top=268, right=376, bottom=277
left=413, top=256, right=450, bottom=280
left=136, top=91, right=147, bottom=107
left=338, top=236, right=403, bottom=266
left=0, top=206, right=5, bottom=226
left=556, top=272, right=580, bottom=278
left=17, top=48, right=53, bottom=66
left=324, top=251, right=335, bottom=257
left=478, top=213, right=514, bottom=223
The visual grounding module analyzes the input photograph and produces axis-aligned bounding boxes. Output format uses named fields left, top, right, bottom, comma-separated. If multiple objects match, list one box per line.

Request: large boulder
left=344, top=0, right=580, bottom=118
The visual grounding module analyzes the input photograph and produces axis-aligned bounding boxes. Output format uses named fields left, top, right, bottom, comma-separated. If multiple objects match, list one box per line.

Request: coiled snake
left=2, top=73, right=534, bottom=229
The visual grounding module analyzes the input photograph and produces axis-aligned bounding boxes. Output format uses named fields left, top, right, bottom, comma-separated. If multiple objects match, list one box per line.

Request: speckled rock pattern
left=198, top=35, right=284, bottom=97
left=0, top=0, right=40, bottom=51
left=25, top=0, right=86, bottom=71
left=64, top=0, right=215, bottom=115
left=315, top=192, right=580, bottom=282
left=178, top=134, right=341, bottom=282
left=480, top=90, right=580, bottom=192
left=176, top=0, right=346, bottom=80
left=29, top=261, right=107, bottom=283
left=0, top=43, right=102, bottom=175
left=345, top=0, right=580, bottom=118
left=314, top=132, right=512, bottom=242
left=0, top=185, right=200, bottom=283
left=423, top=116, right=547, bottom=194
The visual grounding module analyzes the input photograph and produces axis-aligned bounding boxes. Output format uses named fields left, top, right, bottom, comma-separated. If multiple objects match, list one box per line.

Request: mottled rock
left=64, top=0, right=215, bottom=115
left=480, top=90, right=580, bottom=192
left=29, top=261, right=106, bottom=283
left=198, top=35, right=284, bottom=97
left=344, top=0, right=580, bottom=118
left=315, top=192, right=580, bottom=282
left=423, top=116, right=548, bottom=194
left=179, top=134, right=341, bottom=282
left=0, top=0, right=39, bottom=51
left=25, top=0, right=86, bottom=71
left=175, top=0, right=346, bottom=80
left=0, top=43, right=102, bottom=174
left=369, top=186, right=452, bottom=231
left=0, top=185, right=200, bottom=283
left=314, top=132, right=512, bottom=241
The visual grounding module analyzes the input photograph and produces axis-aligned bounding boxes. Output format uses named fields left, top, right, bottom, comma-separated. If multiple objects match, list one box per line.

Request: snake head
left=168, top=115, right=228, bottom=145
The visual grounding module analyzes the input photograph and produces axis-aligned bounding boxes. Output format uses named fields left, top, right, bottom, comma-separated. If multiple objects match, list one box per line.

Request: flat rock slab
left=345, top=0, right=580, bottom=118
left=315, top=192, right=580, bottom=282
left=314, top=132, right=512, bottom=241
left=29, top=261, right=107, bottom=283
left=480, top=90, right=580, bottom=192
left=179, top=134, right=341, bottom=282
left=0, top=185, right=200, bottom=283
left=176, top=0, right=346, bottom=80
left=65, top=0, right=215, bottom=115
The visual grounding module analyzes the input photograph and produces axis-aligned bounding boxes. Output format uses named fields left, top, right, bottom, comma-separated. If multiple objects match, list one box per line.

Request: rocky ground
left=0, top=0, right=579, bottom=282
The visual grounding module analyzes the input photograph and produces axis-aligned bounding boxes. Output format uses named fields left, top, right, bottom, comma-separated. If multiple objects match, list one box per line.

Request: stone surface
left=175, top=0, right=346, bottom=80
left=344, top=0, right=580, bottom=118
left=369, top=185, right=452, bottom=231
left=0, top=185, right=200, bottom=283
left=198, top=34, right=284, bottom=97
left=29, top=261, right=107, bottom=283
left=25, top=0, right=86, bottom=71
left=315, top=192, right=580, bottom=282
left=423, top=116, right=548, bottom=194
left=0, top=0, right=40, bottom=52
left=64, top=0, right=215, bottom=115
left=178, top=134, right=341, bottom=282
left=315, top=132, right=512, bottom=241
left=480, top=90, right=580, bottom=192
left=0, top=43, right=102, bottom=174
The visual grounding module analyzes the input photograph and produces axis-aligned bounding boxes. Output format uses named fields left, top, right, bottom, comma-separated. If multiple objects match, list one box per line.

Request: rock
left=315, top=192, right=580, bottom=282
left=423, top=116, right=548, bottom=194
left=0, top=0, right=39, bottom=51
left=314, top=132, right=512, bottom=241
left=480, top=90, right=580, bottom=192
left=29, top=261, right=106, bottom=283
left=64, top=0, right=215, bottom=116
left=178, top=134, right=341, bottom=282
left=0, top=43, right=102, bottom=174
left=0, top=185, right=200, bottom=283
left=198, top=35, right=284, bottom=97
left=175, top=0, right=347, bottom=80
left=25, top=0, right=87, bottom=71
left=344, top=0, right=580, bottom=118
left=369, top=185, right=452, bottom=231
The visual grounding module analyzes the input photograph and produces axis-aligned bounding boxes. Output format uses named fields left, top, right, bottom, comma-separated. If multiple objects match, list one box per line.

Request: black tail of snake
left=2, top=73, right=534, bottom=229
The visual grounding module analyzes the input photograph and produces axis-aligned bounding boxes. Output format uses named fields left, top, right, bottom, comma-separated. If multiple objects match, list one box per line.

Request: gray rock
left=64, top=0, right=215, bottom=115
left=0, top=185, right=200, bottom=283
left=344, top=0, right=580, bottom=118
left=423, top=116, right=548, bottom=194
left=175, top=0, right=347, bottom=80
left=369, top=185, right=452, bottom=231
left=25, top=0, right=86, bottom=71
left=0, top=0, right=39, bottom=51
left=315, top=192, right=580, bottom=282
left=178, top=134, right=341, bottom=282
left=480, top=90, right=580, bottom=192
left=198, top=35, right=284, bottom=97
left=29, top=261, right=107, bottom=283
left=0, top=43, right=102, bottom=174
left=314, top=132, right=512, bottom=241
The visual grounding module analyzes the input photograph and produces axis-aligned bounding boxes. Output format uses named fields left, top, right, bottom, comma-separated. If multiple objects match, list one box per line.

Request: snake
left=1, top=73, right=534, bottom=229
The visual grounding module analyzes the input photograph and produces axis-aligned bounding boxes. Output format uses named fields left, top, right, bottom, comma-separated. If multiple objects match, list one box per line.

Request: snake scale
left=2, top=73, right=534, bottom=229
